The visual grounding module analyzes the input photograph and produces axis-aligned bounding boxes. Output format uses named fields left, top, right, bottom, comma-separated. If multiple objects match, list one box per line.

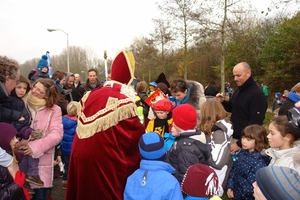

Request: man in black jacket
left=216, top=62, right=268, bottom=153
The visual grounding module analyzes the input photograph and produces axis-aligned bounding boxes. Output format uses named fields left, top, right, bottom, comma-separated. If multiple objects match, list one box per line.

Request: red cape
left=66, top=84, right=145, bottom=200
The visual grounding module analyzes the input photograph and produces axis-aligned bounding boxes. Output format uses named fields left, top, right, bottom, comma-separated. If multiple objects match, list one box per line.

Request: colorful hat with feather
left=110, top=51, right=135, bottom=86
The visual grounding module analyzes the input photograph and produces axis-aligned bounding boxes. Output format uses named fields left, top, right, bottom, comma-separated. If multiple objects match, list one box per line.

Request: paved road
left=50, top=177, right=66, bottom=200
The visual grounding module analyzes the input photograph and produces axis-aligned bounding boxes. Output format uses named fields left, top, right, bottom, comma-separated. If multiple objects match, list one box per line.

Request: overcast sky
left=0, top=0, right=275, bottom=64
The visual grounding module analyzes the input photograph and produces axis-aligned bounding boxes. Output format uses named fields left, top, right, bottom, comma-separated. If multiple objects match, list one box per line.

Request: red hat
left=110, top=51, right=135, bottom=86
left=153, top=99, right=173, bottom=112
left=181, top=164, right=219, bottom=198
left=172, top=104, right=197, bottom=130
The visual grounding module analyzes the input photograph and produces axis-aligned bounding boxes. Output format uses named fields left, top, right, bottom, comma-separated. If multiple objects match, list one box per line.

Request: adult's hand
left=7, top=159, right=19, bottom=180
left=215, top=93, right=225, bottom=103
left=22, top=144, right=33, bottom=156
left=230, top=143, right=241, bottom=154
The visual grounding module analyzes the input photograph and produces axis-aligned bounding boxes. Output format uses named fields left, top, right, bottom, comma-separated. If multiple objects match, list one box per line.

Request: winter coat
left=0, top=83, right=10, bottom=122
left=27, top=105, right=63, bottom=188
left=272, top=97, right=283, bottom=112
left=28, top=70, right=49, bottom=83
left=146, top=113, right=173, bottom=137
left=265, top=145, right=300, bottom=173
left=278, top=92, right=300, bottom=115
left=0, top=96, right=31, bottom=131
left=222, top=76, right=267, bottom=147
left=205, top=119, right=233, bottom=190
left=124, top=159, right=183, bottom=200
left=226, top=149, right=270, bottom=200
left=137, top=92, right=150, bottom=117
left=63, top=72, right=74, bottom=102
left=0, top=83, right=13, bottom=167
left=0, top=166, right=26, bottom=200
left=71, top=82, right=82, bottom=102
left=167, top=130, right=209, bottom=183
left=78, top=79, right=102, bottom=98
left=61, top=115, right=77, bottom=155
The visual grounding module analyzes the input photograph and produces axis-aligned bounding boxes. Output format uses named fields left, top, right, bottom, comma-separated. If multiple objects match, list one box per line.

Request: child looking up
left=198, top=100, right=233, bottom=196
left=167, top=104, right=209, bottom=183
left=124, top=132, right=183, bottom=199
left=146, top=99, right=173, bottom=138
left=226, top=125, right=270, bottom=200
left=266, top=114, right=300, bottom=172
left=61, top=101, right=78, bottom=190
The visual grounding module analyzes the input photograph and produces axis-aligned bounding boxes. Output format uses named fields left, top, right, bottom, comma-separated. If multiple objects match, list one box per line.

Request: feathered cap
left=110, top=51, right=135, bottom=86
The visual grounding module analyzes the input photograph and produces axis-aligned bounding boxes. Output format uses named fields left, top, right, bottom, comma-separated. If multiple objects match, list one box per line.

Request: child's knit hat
left=36, top=55, right=49, bottom=72
left=256, top=166, right=300, bottom=200
left=172, top=104, right=197, bottom=130
left=138, top=132, right=166, bottom=161
left=149, top=81, right=157, bottom=87
left=152, top=99, right=173, bottom=112
left=0, top=122, right=18, bottom=152
left=275, top=92, right=282, bottom=98
left=181, top=164, right=219, bottom=198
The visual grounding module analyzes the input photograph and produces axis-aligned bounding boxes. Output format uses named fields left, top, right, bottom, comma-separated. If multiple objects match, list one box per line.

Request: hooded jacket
left=61, top=115, right=77, bottom=155
left=0, top=75, right=31, bottom=131
left=205, top=119, right=233, bottom=190
left=265, top=144, right=300, bottom=173
left=167, top=129, right=209, bottom=183
left=124, top=159, right=183, bottom=200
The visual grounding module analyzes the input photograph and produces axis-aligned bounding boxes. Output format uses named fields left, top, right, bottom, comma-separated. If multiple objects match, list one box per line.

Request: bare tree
left=150, top=18, right=173, bottom=73
left=156, top=0, right=202, bottom=79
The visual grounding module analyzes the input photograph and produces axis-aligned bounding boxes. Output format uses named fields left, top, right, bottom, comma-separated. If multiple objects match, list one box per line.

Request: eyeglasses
left=32, top=85, right=46, bottom=95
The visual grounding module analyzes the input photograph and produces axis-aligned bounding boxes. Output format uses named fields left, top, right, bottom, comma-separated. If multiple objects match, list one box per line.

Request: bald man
left=71, top=73, right=82, bottom=101
left=216, top=62, right=267, bottom=153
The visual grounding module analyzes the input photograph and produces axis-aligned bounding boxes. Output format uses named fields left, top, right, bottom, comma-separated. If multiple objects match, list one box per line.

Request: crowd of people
left=0, top=52, right=300, bottom=200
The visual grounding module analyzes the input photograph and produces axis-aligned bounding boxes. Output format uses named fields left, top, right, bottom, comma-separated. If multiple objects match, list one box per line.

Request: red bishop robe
left=66, top=83, right=145, bottom=200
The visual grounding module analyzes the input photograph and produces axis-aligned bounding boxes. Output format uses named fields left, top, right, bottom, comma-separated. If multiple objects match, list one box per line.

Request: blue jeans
left=32, top=188, right=51, bottom=200
left=63, top=154, right=70, bottom=181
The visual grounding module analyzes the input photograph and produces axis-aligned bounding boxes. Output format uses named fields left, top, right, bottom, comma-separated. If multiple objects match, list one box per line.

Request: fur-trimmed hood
left=185, top=80, right=206, bottom=122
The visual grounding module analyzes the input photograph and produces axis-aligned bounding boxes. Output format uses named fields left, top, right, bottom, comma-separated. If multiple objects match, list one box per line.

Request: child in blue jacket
left=124, top=132, right=183, bottom=200
left=61, top=101, right=78, bottom=189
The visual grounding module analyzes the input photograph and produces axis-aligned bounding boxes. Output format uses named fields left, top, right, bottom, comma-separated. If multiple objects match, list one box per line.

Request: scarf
left=27, top=91, right=46, bottom=110
left=176, top=88, right=191, bottom=105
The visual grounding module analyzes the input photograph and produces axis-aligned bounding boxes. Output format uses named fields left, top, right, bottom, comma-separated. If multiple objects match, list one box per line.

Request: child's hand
left=18, top=116, right=25, bottom=121
left=227, top=189, right=234, bottom=199
left=53, top=156, right=62, bottom=166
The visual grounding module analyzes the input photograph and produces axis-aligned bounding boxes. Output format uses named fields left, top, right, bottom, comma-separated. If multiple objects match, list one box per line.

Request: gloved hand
left=14, top=170, right=25, bottom=187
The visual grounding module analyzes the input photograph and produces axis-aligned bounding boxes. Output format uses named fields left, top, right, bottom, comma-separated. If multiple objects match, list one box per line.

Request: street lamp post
left=104, top=50, right=108, bottom=81
left=47, top=28, right=70, bottom=72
